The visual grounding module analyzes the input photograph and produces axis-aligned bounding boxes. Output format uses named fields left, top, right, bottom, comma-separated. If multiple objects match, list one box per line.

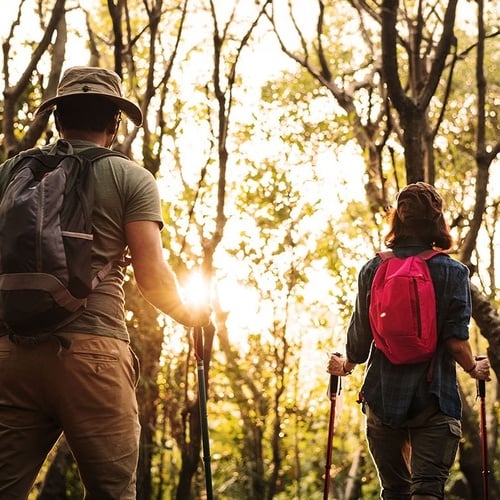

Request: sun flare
left=182, top=269, right=210, bottom=308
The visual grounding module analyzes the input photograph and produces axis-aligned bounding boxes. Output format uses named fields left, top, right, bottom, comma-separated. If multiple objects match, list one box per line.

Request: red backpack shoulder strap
left=377, top=250, right=394, bottom=261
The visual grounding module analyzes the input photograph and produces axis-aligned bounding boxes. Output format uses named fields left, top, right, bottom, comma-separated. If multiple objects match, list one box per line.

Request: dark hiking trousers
left=365, top=402, right=462, bottom=499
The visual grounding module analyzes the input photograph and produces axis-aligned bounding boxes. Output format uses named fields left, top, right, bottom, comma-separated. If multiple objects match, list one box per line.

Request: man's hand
left=191, top=303, right=212, bottom=327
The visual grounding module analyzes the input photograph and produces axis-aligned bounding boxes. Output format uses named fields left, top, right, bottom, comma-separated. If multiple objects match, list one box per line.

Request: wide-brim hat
left=35, top=66, right=143, bottom=126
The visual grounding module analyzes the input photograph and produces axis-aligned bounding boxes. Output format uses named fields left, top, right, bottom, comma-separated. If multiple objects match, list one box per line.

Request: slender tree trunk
left=380, top=0, right=458, bottom=184
left=37, top=438, right=75, bottom=500
left=459, top=385, right=484, bottom=497
left=344, top=446, right=364, bottom=500
left=399, top=107, right=426, bottom=183
left=2, top=0, right=67, bottom=157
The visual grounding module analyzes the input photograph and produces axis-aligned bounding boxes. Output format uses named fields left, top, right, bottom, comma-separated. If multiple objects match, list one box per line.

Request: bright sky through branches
left=2, top=0, right=498, bottom=376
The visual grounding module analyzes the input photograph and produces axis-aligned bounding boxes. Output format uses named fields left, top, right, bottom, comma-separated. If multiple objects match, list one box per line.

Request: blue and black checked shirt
left=346, top=240, right=471, bottom=427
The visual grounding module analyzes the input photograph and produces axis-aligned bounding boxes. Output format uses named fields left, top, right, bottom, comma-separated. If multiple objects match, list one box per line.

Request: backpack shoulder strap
left=378, top=249, right=444, bottom=262
left=377, top=250, right=394, bottom=261
left=10, top=146, right=128, bottom=169
left=8, top=147, right=44, bottom=170
left=77, top=148, right=131, bottom=282
left=6, top=147, right=56, bottom=182
left=77, top=147, right=129, bottom=163
left=17, top=147, right=43, bottom=158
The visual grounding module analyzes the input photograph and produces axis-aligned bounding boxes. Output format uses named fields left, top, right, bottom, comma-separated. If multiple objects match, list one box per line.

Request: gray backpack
left=0, top=144, right=127, bottom=344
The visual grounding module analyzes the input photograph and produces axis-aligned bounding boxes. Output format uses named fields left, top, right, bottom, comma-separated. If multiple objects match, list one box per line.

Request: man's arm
left=125, top=220, right=209, bottom=327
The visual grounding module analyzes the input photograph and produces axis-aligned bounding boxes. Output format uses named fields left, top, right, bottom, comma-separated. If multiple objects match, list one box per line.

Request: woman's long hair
left=384, top=182, right=453, bottom=250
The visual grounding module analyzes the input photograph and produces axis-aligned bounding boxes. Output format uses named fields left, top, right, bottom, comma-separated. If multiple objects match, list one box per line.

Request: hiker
left=327, top=182, right=491, bottom=500
left=0, top=66, right=211, bottom=498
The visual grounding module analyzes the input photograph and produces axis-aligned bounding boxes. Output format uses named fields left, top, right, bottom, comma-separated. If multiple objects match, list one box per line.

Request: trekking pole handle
left=329, top=375, right=339, bottom=398
left=476, top=355, right=487, bottom=398
left=477, top=379, right=486, bottom=398
left=327, top=352, right=343, bottom=400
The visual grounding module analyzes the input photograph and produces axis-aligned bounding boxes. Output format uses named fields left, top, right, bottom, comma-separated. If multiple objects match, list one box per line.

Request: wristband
left=465, top=362, right=477, bottom=374
left=342, top=361, right=353, bottom=375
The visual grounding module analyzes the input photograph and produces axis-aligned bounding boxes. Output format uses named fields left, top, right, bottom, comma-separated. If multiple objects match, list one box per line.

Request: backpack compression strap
left=377, top=249, right=442, bottom=261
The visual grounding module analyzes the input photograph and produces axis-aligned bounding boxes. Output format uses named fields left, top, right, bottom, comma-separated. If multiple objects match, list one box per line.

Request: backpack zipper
left=36, top=173, right=48, bottom=271
left=413, top=277, right=422, bottom=338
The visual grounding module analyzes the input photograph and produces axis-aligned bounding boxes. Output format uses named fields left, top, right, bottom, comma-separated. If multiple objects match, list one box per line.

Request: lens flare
left=183, top=269, right=210, bottom=307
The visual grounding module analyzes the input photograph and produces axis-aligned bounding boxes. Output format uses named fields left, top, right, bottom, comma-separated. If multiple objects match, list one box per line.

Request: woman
left=328, top=182, right=490, bottom=500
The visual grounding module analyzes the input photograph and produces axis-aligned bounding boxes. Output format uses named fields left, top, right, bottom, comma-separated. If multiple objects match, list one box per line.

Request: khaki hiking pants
left=0, top=333, right=141, bottom=499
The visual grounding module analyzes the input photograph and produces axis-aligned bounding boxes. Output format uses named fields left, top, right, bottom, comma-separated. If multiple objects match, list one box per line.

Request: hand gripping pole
left=476, top=356, right=489, bottom=500
left=323, top=358, right=342, bottom=500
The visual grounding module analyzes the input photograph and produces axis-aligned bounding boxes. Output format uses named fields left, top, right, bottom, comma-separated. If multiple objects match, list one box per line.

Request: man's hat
left=35, top=66, right=143, bottom=126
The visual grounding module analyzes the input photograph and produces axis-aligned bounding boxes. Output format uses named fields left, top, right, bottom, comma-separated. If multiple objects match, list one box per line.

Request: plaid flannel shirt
left=346, top=240, right=471, bottom=427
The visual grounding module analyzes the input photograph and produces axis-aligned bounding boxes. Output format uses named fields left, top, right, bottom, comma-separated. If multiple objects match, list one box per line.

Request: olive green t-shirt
left=0, top=139, right=164, bottom=341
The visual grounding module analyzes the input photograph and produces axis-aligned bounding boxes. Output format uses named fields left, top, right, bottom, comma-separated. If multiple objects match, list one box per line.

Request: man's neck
left=60, top=130, right=109, bottom=147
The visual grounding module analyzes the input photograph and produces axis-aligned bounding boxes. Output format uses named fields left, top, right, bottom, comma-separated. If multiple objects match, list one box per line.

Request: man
left=328, top=182, right=491, bottom=500
left=0, top=66, right=210, bottom=498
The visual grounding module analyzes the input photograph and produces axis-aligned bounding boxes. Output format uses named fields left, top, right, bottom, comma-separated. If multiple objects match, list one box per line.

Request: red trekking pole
left=323, top=354, right=342, bottom=500
left=476, top=356, right=489, bottom=500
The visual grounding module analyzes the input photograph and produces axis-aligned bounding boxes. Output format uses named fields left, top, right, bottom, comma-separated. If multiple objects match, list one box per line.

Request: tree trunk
left=2, top=0, right=67, bottom=157
left=344, top=446, right=365, bottom=500
left=470, top=283, right=500, bottom=382
left=399, top=107, right=426, bottom=183
left=459, top=384, right=484, bottom=497
left=37, top=437, right=74, bottom=500
left=125, top=279, right=165, bottom=500
left=176, top=419, right=201, bottom=500
left=380, top=0, right=458, bottom=185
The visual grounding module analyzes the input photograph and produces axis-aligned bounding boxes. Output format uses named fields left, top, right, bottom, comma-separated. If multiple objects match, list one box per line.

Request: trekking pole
left=323, top=353, right=342, bottom=500
left=476, top=356, right=489, bottom=500
left=193, top=325, right=214, bottom=500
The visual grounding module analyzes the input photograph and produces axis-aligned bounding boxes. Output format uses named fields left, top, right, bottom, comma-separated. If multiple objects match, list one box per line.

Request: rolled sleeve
left=439, top=265, right=471, bottom=341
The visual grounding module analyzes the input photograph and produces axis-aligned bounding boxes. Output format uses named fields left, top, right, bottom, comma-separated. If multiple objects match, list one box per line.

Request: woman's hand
left=469, top=357, right=491, bottom=381
left=327, top=353, right=355, bottom=376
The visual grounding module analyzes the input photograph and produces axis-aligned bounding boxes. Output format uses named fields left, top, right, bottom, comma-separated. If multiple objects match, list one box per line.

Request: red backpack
left=368, top=249, right=441, bottom=364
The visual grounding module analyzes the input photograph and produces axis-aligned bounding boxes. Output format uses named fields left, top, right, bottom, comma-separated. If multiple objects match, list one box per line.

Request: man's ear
left=107, top=112, right=121, bottom=135
left=54, top=111, right=62, bottom=133
left=105, top=113, right=121, bottom=147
